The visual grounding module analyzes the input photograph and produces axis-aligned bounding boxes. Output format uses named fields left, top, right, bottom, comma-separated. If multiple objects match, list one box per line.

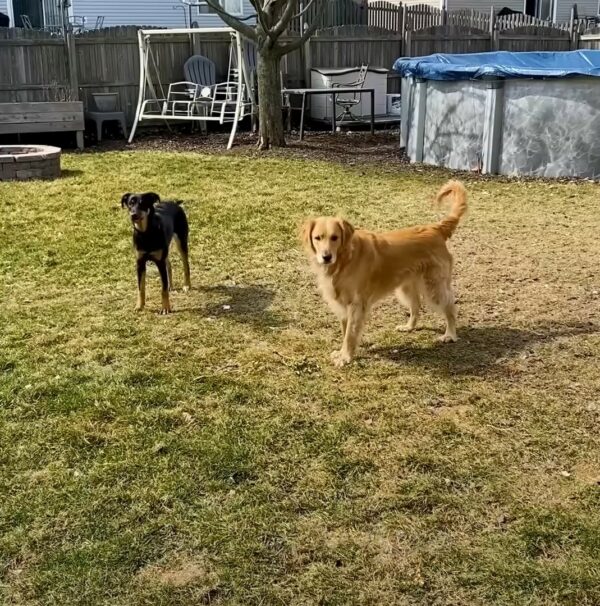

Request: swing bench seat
left=158, top=80, right=250, bottom=124
left=129, top=28, right=254, bottom=149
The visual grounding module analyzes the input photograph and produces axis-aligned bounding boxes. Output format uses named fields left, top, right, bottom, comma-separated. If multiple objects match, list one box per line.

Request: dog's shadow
left=370, top=322, right=598, bottom=376
left=187, top=284, right=283, bottom=328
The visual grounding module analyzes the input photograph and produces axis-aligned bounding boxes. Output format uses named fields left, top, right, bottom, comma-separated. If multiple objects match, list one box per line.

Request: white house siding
left=556, top=0, right=596, bottom=21
left=191, top=1, right=256, bottom=27
left=0, top=0, right=9, bottom=23
left=404, top=0, right=441, bottom=7
left=72, top=0, right=185, bottom=28
left=447, top=0, right=522, bottom=13
left=72, top=0, right=255, bottom=28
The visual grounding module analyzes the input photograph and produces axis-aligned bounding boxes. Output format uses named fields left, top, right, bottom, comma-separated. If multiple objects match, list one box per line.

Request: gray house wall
left=555, top=0, right=595, bottom=20
left=73, top=0, right=186, bottom=27
left=73, top=0, right=256, bottom=28
left=448, top=0, right=522, bottom=12
left=0, top=0, right=256, bottom=28
left=448, top=0, right=595, bottom=21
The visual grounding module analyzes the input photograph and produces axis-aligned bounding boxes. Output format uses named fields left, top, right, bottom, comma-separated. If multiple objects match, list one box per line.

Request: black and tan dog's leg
left=166, top=258, right=173, bottom=291
left=174, top=235, right=191, bottom=292
left=156, top=260, right=172, bottom=315
left=136, top=258, right=146, bottom=311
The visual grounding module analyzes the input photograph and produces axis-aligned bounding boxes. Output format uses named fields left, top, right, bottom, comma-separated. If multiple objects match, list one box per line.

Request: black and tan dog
left=121, top=192, right=191, bottom=314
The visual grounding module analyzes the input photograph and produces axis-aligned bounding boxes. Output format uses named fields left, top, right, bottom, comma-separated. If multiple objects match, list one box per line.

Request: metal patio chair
left=20, top=14, right=33, bottom=29
left=69, top=15, right=86, bottom=33
left=332, top=64, right=369, bottom=122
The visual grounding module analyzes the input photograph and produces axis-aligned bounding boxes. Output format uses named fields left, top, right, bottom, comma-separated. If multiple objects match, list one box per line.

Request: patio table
left=281, top=87, right=375, bottom=140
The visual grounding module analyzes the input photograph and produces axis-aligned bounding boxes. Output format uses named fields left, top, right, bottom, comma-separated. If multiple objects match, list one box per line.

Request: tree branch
left=248, top=0, right=277, bottom=44
left=275, top=1, right=325, bottom=56
left=271, top=0, right=299, bottom=38
left=203, top=0, right=258, bottom=40
left=293, top=0, right=317, bottom=21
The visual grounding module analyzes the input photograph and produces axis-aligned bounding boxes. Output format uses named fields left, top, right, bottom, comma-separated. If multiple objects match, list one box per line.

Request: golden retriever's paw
left=160, top=306, right=172, bottom=315
left=331, top=350, right=352, bottom=367
left=437, top=334, right=457, bottom=343
left=135, top=303, right=145, bottom=312
left=182, top=285, right=190, bottom=293
left=397, top=322, right=416, bottom=332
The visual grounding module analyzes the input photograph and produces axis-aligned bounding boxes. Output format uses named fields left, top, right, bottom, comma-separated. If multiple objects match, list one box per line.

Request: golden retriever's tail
left=435, top=180, right=467, bottom=239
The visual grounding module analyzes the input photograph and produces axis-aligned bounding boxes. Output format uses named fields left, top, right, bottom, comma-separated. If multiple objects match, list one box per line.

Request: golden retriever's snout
left=319, top=252, right=333, bottom=265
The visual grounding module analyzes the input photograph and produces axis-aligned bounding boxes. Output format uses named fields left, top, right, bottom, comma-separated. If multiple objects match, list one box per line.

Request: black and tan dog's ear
left=141, top=192, right=160, bottom=207
left=300, top=219, right=316, bottom=253
left=121, top=193, right=131, bottom=208
left=337, top=218, right=355, bottom=245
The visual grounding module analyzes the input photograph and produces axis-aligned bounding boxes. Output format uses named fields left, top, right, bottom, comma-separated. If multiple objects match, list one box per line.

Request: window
left=198, top=0, right=244, bottom=17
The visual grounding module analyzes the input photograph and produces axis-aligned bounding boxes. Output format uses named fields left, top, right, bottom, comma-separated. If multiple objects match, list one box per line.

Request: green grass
left=1, top=150, right=600, bottom=605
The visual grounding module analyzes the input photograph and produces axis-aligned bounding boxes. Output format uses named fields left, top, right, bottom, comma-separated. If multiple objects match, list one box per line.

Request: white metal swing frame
left=128, top=27, right=253, bottom=150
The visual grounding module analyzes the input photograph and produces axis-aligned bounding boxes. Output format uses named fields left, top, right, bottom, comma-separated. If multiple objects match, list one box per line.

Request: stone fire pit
left=0, top=145, right=61, bottom=181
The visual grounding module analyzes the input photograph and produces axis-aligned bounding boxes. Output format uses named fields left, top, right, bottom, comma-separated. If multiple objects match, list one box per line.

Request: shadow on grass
left=60, top=169, right=84, bottom=179
left=189, top=284, right=283, bottom=328
left=371, top=322, right=598, bottom=376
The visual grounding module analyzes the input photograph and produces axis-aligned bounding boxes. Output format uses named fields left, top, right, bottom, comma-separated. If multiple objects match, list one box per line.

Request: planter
left=92, top=93, right=118, bottom=112
left=0, top=101, right=84, bottom=149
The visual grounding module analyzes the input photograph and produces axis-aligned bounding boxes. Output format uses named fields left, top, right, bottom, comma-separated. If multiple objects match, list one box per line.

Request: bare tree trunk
left=256, top=48, right=285, bottom=150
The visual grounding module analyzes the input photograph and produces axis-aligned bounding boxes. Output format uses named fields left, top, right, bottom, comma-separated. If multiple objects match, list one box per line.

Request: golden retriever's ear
left=337, top=218, right=355, bottom=245
left=301, top=219, right=316, bottom=253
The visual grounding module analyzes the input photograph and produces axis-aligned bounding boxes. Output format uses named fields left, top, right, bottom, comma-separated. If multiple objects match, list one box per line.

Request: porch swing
left=128, top=27, right=254, bottom=149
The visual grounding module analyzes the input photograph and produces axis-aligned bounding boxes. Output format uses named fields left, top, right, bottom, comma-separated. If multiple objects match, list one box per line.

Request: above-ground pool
left=394, top=50, right=600, bottom=179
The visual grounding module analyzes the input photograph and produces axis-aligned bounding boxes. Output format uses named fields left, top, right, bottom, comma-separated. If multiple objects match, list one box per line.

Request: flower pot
left=92, top=93, right=118, bottom=112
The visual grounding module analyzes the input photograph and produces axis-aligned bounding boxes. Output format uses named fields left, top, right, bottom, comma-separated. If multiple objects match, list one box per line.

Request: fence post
left=489, top=6, right=496, bottom=51
left=399, top=2, right=405, bottom=54
left=442, top=7, right=448, bottom=26
left=569, top=5, right=578, bottom=49
left=304, top=36, right=312, bottom=88
left=65, top=33, right=79, bottom=102
left=403, top=4, right=410, bottom=55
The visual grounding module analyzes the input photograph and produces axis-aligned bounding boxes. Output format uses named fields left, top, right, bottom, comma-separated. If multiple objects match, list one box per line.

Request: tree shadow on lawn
left=187, top=284, right=284, bottom=329
left=370, top=321, right=598, bottom=377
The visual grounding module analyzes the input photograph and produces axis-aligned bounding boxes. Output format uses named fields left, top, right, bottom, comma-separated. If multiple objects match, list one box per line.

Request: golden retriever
left=302, top=180, right=467, bottom=367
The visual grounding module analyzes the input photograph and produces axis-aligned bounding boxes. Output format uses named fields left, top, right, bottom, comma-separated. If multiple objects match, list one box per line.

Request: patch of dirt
left=85, top=128, right=406, bottom=167
left=573, top=462, right=600, bottom=486
left=81, top=127, right=598, bottom=184
left=137, top=556, right=218, bottom=589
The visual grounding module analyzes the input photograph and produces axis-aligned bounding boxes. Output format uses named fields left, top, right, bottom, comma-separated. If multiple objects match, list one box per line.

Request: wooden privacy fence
left=368, top=1, right=582, bottom=54
left=368, top=1, right=577, bottom=32
left=288, top=0, right=367, bottom=33
left=406, top=25, right=490, bottom=56
left=579, top=26, right=600, bottom=48
left=0, top=14, right=596, bottom=126
left=405, top=22, right=573, bottom=55
left=75, top=27, right=232, bottom=123
left=0, top=28, right=70, bottom=103
left=0, top=24, right=402, bottom=122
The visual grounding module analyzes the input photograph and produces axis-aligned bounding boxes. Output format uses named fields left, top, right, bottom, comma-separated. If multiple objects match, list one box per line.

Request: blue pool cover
left=393, top=50, right=600, bottom=80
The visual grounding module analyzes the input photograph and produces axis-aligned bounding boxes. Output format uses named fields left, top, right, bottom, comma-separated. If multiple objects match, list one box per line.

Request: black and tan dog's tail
left=435, top=180, right=467, bottom=240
